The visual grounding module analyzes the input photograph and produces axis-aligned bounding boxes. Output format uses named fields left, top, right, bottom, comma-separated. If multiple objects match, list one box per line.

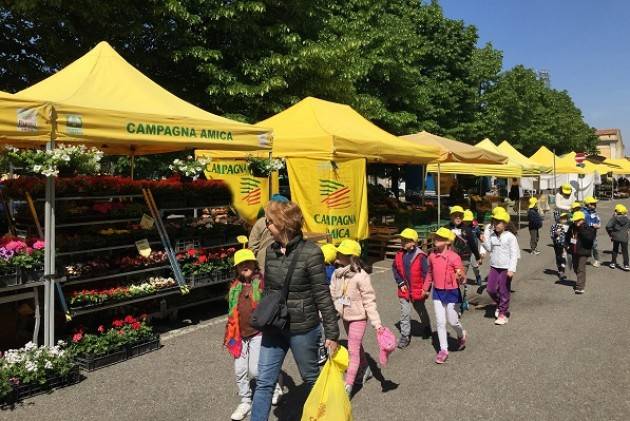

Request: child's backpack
left=451, top=228, right=472, bottom=260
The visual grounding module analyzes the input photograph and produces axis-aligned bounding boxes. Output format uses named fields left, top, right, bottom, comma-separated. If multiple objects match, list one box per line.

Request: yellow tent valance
left=14, top=41, right=272, bottom=155
left=427, top=161, right=523, bottom=177
left=400, top=131, right=506, bottom=164
left=0, top=91, right=52, bottom=143
left=200, top=97, right=440, bottom=164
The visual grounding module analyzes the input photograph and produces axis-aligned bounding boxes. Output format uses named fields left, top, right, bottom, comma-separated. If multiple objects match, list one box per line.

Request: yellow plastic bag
left=301, top=346, right=353, bottom=421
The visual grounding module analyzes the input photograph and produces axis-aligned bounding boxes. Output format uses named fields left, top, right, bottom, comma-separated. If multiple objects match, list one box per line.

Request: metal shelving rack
left=2, top=187, right=236, bottom=342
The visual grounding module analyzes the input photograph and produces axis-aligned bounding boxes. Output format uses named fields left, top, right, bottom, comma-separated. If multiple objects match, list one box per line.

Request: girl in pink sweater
left=424, top=228, right=468, bottom=364
left=330, top=239, right=383, bottom=396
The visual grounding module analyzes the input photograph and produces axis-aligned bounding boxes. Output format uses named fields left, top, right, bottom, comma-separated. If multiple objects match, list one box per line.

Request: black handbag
left=250, top=241, right=304, bottom=332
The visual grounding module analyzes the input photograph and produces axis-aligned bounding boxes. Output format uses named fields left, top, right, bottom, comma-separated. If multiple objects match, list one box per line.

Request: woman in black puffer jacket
left=250, top=198, right=339, bottom=421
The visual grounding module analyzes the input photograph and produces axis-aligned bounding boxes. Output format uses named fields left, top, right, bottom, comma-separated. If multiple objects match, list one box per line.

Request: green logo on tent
left=320, top=179, right=351, bottom=210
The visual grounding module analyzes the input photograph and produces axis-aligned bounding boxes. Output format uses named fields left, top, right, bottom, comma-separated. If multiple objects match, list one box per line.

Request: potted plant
left=246, top=155, right=284, bottom=178
left=169, top=156, right=210, bottom=181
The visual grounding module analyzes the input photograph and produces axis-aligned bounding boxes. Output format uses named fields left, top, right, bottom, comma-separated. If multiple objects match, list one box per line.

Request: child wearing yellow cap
left=224, top=249, right=282, bottom=420
left=550, top=212, right=570, bottom=281
left=425, top=227, right=467, bottom=364
left=392, top=228, right=431, bottom=349
left=565, top=211, right=596, bottom=294
left=583, top=196, right=602, bottom=267
left=482, top=209, right=519, bottom=325
left=527, top=197, right=543, bottom=255
left=448, top=206, right=482, bottom=285
left=606, top=204, right=629, bottom=271
left=329, top=239, right=383, bottom=395
left=554, top=184, right=575, bottom=222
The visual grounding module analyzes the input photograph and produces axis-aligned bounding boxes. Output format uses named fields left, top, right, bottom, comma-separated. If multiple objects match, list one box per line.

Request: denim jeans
left=250, top=325, right=321, bottom=421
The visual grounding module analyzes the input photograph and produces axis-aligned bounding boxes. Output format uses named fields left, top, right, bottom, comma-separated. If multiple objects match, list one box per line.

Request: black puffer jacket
left=565, top=224, right=596, bottom=256
left=264, top=235, right=339, bottom=340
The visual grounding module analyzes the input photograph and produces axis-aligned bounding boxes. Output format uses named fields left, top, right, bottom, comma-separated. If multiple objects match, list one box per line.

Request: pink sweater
left=424, top=249, right=463, bottom=291
left=329, top=266, right=382, bottom=329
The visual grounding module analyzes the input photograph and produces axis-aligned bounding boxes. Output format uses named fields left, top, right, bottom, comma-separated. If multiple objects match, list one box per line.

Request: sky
left=439, top=0, right=629, bottom=154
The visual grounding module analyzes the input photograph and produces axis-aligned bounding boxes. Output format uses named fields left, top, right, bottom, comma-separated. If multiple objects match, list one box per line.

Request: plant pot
left=10, top=365, right=80, bottom=403
left=23, top=267, right=44, bottom=283
left=127, top=335, right=160, bottom=359
left=74, top=349, right=128, bottom=372
left=0, top=269, right=20, bottom=288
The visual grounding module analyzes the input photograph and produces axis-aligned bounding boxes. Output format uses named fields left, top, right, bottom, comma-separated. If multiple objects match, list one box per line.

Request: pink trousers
left=343, top=319, right=368, bottom=386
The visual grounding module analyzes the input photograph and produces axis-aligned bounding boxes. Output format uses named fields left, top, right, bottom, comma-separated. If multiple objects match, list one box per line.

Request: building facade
left=595, top=128, right=625, bottom=159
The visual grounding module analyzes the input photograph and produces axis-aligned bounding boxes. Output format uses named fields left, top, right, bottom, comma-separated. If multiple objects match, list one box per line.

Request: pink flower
left=5, top=240, right=26, bottom=251
left=32, top=240, right=45, bottom=250
left=97, top=325, right=105, bottom=334
left=72, top=332, right=83, bottom=343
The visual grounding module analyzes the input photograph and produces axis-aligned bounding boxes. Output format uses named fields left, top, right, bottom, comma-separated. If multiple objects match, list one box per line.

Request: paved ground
left=3, top=199, right=630, bottom=421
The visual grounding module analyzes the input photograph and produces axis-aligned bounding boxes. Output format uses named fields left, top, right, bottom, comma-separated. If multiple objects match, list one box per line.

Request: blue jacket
left=584, top=207, right=601, bottom=228
left=528, top=207, right=543, bottom=230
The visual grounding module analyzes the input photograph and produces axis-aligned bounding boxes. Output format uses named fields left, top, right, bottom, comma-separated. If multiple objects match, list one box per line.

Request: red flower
left=131, top=322, right=142, bottom=331
left=72, top=332, right=83, bottom=343
left=97, top=325, right=105, bottom=334
left=118, top=330, right=125, bottom=335
left=124, top=315, right=136, bottom=325
left=187, top=249, right=198, bottom=257
left=112, top=319, right=124, bottom=328
left=198, top=255, right=208, bottom=264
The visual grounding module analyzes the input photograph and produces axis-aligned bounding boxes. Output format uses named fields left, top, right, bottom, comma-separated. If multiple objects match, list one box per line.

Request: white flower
left=24, top=341, right=37, bottom=351
left=57, top=340, right=66, bottom=347
left=25, top=361, right=37, bottom=372
left=44, top=361, right=53, bottom=370
left=32, top=164, right=42, bottom=172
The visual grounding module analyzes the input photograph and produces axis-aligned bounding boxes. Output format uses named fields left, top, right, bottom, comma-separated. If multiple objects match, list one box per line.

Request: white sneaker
left=231, top=402, right=251, bottom=421
left=271, top=383, right=284, bottom=406
left=494, top=315, right=509, bottom=325
left=345, top=384, right=353, bottom=396
left=494, top=309, right=499, bottom=319
left=592, top=260, right=601, bottom=268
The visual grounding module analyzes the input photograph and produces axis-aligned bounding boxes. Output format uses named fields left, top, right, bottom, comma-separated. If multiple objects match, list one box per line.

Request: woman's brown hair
left=265, top=200, right=304, bottom=244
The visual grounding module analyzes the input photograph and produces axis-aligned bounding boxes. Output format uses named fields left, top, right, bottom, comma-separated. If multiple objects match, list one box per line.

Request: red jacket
left=393, top=248, right=429, bottom=301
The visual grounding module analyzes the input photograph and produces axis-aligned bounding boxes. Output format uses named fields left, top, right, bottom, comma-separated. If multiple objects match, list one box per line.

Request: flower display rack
left=73, top=335, right=161, bottom=372
left=9, top=365, right=81, bottom=404
left=74, top=348, right=128, bottom=372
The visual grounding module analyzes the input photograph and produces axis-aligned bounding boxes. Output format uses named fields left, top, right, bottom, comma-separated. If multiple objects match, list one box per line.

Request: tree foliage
left=0, top=0, right=596, bottom=154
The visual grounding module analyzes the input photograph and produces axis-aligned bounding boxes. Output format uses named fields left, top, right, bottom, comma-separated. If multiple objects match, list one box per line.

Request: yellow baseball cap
left=584, top=196, right=598, bottom=205
left=321, top=244, right=337, bottom=264
left=559, top=212, right=570, bottom=219
left=492, top=209, right=510, bottom=223
left=492, top=206, right=506, bottom=216
left=571, top=201, right=582, bottom=210
left=528, top=197, right=538, bottom=208
left=336, top=239, right=362, bottom=257
left=561, top=183, right=572, bottom=194
left=450, top=205, right=465, bottom=215
left=572, top=211, right=585, bottom=222
left=233, top=249, right=257, bottom=266
left=434, top=227, right=455, bottom=242
left=397, top=228, right=419, bottom=242
left=463, top=210, right=474, bottom=222
left=615, top=204, right=628, bottom=214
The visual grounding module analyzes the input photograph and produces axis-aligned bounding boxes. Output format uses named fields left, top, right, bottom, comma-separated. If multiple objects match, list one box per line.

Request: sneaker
left=592, top=260, right=601, bottom=268
left=435, top=350, right=449, bottom=364
left=271, top=383, right=284, bottom=406
left=575, top=289, right=585, bottom=295
left=494, top=315, right=509, bottom=325
left=231, top=402, right=251, bottom=421
left=361, top=366, right=373, bottom=385
left=345, top=384, right=353, bottom=396
left=623, top=265, right=630, bottom=272
left=610, top=263, right=616, bottom=269
left=457, top=331, right=467, bottom=351
left=533, top=249, right=541, bottom=255
left=397, top=335, right=410, bottom=349
left=494, top=309, right=499, bottom=319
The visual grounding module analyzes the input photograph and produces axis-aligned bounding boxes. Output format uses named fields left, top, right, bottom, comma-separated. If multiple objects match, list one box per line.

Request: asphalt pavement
left=3, top=199, right=630, bottom=421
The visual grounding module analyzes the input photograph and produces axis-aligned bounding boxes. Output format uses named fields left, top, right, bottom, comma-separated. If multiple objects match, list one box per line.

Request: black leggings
left=612, top=241, right=629, bottom=266
left=554, top=245, right=566, bottom=272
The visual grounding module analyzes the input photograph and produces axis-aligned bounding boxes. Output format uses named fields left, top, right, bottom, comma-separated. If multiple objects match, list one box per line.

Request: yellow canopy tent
left=497, top=140, right=551, bottom=175
left=0, top=91, right=52, bottom=143
left=400, top=131, right=507, bottom=164
left=530, top=146, right=586, bottom=174
left=561, top=151, right=620, bottom=175
left=604, top=158, right=630, bottom=175
left=14, top=41, right=272, bottom=155
left=201, top=96, right=440, bottom=163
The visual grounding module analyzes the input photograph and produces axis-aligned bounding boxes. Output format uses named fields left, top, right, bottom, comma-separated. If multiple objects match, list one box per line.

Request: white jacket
left=482, top=227, right=519, bottom=272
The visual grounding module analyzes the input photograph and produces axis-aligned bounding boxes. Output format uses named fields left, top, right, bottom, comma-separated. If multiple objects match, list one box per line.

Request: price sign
left=140, top=214, right=155, bottom=229
left=135, top=239, right=152, bottom=257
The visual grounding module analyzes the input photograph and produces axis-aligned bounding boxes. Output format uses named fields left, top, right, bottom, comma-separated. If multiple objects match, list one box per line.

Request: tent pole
left=421, top=165, right=426, bottom=206
left=437, top=162, right=441, bottom=226
left=268, top=151, right=273, bottom=201
left=44, top=137, right=56, bottom=347
left=130, top=148, right=136, bottom=180
left=553, top=149, right=557, bottom=192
